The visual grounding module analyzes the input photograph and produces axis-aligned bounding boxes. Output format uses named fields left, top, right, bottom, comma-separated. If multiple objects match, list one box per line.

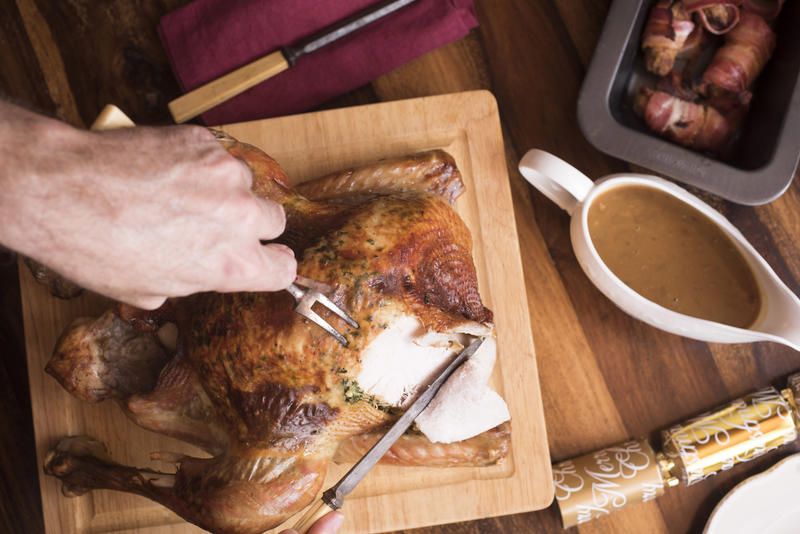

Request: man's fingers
left=123, top=294, right=167, bottom=310
left=236, top=157, right=254, bottom=189
left=254, top=243, right=297, bottom=291
left=216, top=242, right=296, bottom=293
left=307, top=511, right=344, bottom=534
left=279, top=512, right=344, bottom=534
left=254, top=197, right=286, bottom=241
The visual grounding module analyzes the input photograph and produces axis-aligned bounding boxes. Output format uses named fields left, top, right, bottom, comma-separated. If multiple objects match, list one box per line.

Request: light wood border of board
left=22, top=90, right=553, bottom=534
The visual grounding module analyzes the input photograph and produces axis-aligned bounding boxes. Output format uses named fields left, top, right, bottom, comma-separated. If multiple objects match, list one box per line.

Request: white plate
left=704, top=454, right=800, bottom=534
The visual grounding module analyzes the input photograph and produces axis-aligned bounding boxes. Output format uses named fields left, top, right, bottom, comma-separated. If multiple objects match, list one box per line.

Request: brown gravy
left=587, top=185, right=761, bottom=328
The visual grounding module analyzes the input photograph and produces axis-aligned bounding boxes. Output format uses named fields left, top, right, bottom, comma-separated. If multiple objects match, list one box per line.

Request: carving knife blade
left=168, top=0, right=418, bottom=123
left=291, top=337, right=485, bottom=533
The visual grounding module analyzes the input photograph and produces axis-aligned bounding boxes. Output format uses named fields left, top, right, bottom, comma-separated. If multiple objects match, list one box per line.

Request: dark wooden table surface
left=3, top=1, right=800, bottom=533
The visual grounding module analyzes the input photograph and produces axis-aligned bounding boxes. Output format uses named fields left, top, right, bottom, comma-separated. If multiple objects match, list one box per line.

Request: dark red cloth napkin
left=158, top=0, right=478, bottom=125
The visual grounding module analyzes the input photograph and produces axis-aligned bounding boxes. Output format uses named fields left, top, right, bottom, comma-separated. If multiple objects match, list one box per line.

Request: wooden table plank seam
left=5, top=1, right=800, bottom=533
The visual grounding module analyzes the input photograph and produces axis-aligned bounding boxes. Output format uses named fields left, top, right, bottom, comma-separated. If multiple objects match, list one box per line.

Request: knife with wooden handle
left=168, top=0, right=418, bottom=124
left=90, top=104, right=135, bottom=131
left=291, top=337, right=485, bottom=533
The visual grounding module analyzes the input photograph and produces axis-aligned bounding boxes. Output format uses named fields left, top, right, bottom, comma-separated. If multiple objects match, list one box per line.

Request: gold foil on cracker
left=661, top=387, right=798, bottom=486
left=552, top=439, right=667, bottom=528
left=786, top=373, right=800, bottom=416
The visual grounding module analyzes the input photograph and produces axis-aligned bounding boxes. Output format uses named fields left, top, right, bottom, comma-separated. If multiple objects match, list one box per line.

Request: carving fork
left=89, top=107, right=359, bottom=346
left=286, top=275, right=358, bottom=346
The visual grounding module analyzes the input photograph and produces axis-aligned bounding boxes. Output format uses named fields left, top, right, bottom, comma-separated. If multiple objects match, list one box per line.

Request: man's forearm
left=0, top=101, right=84, bottom=259
left=0, top=100, right=294, bottom=308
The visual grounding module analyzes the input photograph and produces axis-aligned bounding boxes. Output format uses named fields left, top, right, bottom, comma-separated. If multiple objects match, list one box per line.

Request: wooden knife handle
left=90, top=104, right=135, bottom=130
left=291, top=499, right=338, bottom=534
left=167, top=50, right=289, bottom=124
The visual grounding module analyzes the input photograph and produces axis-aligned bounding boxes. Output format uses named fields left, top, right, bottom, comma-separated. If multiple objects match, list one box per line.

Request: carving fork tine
left=286, top=276, right=359, bottom=346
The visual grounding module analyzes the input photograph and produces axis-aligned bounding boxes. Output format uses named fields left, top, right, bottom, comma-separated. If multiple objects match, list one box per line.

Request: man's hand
left=0, top=102, right=296, bottom=308
left=279, top=511, right=344, bottom=534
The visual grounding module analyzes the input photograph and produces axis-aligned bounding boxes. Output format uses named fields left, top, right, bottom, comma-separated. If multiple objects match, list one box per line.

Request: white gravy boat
left=518, top=149, right=800, bottom=351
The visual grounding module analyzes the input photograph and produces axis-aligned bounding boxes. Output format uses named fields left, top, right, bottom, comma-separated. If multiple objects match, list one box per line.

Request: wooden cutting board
left=21, top=91, right=553, bottom=534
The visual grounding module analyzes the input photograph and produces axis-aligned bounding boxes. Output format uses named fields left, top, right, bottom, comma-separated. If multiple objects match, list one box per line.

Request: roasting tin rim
left=577, top=0, right=800, bottom=206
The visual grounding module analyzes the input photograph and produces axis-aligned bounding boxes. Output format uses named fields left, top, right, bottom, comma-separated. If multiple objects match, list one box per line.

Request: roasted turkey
left=42, top=133, right=510, bottom=534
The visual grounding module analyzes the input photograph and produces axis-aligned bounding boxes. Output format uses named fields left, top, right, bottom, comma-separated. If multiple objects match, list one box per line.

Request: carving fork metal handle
left=287, top=277, right=358, bottom=346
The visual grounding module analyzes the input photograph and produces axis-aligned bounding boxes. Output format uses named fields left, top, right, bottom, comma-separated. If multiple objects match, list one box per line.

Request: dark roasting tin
left=578, top=0, right=800, bottom=205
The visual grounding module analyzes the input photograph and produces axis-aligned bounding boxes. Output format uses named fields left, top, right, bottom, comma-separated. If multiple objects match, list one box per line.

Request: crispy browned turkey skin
left=43, top=133, right=509, bottom=534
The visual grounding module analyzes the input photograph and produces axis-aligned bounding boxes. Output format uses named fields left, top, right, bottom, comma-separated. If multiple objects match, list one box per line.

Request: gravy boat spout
left=519, top=149, right=800, bottom=351
left=748, top=261, right=800, bottom=351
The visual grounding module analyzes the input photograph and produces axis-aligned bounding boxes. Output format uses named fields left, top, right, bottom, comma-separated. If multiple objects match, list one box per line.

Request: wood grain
left=3, top=0, right=800, bottom=533
left=21, top=92, right=551, bottom=534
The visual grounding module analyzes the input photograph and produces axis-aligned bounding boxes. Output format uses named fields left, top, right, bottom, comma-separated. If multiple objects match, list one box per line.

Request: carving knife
left=168, top=0, right=418, bottom=124
left=291, top=337, right=485, bottom=533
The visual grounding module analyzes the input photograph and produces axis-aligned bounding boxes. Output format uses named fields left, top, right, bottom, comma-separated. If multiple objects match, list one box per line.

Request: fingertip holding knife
left=291, top=337, right=485, bottom=533
left=168, top=0, right=418, bottom=124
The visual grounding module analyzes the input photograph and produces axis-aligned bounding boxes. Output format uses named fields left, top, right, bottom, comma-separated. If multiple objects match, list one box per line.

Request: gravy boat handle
left=518, top=149, right=593, bottom=215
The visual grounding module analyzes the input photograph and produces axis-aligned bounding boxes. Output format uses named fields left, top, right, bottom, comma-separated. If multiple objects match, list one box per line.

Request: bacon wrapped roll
left=677, top=23, right=707, bottom=62
left=657, top=70, right=703, bottom=100
left=683, top=0, right=742, bottom=34
left=642, top=1, right=696, bottom=76
left=635, top=88, right=733, bottom=152
left=658, top=71, right=753, bottom=121
left=702, top=11, right=776, bottom=92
